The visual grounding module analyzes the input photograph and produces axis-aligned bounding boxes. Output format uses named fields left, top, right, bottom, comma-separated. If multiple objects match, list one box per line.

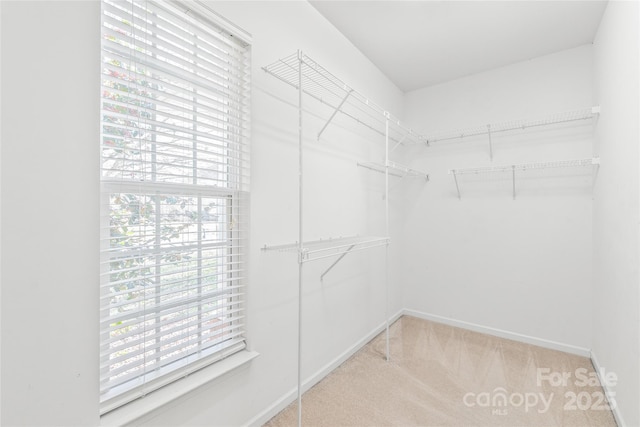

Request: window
left=100, top=0, right=250, bottom=412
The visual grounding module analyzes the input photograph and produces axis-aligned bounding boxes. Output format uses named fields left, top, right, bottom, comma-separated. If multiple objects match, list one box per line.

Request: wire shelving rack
left=262, top=50, right=429, bottom=427
left=263, top=51, right=426, bottom=147
left=419, top=106, right=600, bottom=160
left=449, top=157, right=601, bottom=199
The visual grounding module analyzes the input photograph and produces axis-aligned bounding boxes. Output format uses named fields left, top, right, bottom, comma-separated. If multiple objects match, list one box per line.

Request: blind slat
left=101, top=21, right=245, bottom=87
left=103, top=0, right=245, bottom=59
left=101, top=269, right=245, bottom=296
left=99, top=150, right=250, bottom=176
left=101, top=282, right=244, bottom=312
left=100, top=177, right=247, bottom=196
left=102, top=109, right=242, bottom=145
left=101, top=285, right=244, bottom=326
left=101, top=296, right=244, bottom=336
left=101, top=82, right=247, bottom=132
left=103, top=42, right=242, bottom=101
left=100, top=317, right=245, bottom=368
left=99, top=339, right=247, bottom=413
left=100, top=330, right=246, bottom=392
left=101, top=63, right=245, bottom=117
left=102, top=239, right=247, bottom=259
left=100, top=319, right=245, bottom=372
left=100, top=306, right=244, bottom=346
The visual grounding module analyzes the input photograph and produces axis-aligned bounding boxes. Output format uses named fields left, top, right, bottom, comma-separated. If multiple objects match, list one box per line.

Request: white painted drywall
left=592, top=1, right=640, bottom=425
left=0, top=1, right=101, bottom=425
left=1, top=1, right=406, bottom=426
left=400, top=45, right=595, bottom=350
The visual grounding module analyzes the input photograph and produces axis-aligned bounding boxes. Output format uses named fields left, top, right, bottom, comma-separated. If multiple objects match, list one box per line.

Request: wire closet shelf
left=262, top=51, right=426, bottom=146
left=449, top=157, right=600, bottom=176
left=263, top=50, right=415, bottom=427
left=449, top=157, right=600, bottom=200
left=262, top=51, right=427, bottom=264
left=419, top=106, right=601, bottom=146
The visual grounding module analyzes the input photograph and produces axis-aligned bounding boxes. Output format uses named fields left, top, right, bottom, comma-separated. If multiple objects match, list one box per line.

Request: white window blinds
left=100, top=0, right=250, bottom=412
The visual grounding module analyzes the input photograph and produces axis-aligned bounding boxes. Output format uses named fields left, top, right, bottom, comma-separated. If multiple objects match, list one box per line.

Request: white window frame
left=99, top=0, right=251, bottom=413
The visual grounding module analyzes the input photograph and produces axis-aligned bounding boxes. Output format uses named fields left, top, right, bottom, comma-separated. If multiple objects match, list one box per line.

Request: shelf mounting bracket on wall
left=320, top=244, right=356, bottom=282
left=452, top=170, right=461, bottom=199
left=317, top=89, right=354, bottom=140
left=512, top=165, right=516, bottom=200
left=488, top=124, right=493, bottom=161
left=390, top=134, right=408, bottom=153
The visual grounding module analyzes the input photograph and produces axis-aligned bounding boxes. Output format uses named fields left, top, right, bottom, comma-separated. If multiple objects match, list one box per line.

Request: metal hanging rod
left=357, top=161, right=429, bottom=181
left=262, top=51, right=426, bottom=146
left=449, top=157, right=600, bottom=200
left=421, top=106, right=600, bottom=146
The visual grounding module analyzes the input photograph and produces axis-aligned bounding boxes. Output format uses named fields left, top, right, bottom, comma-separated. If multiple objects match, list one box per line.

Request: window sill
left=100, top=350, right=260, bottom=426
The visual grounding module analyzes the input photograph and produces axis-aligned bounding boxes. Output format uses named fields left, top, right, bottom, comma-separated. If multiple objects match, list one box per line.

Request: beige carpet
left=265, top=316, right=617, bottom=427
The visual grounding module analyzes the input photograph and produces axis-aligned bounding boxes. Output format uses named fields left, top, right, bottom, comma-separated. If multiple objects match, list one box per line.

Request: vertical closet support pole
left=296, top=50, right=303, bottom=427
left=384, top=114, right=390, bottom=362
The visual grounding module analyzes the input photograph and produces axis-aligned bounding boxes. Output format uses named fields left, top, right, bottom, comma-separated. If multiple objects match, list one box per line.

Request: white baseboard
left=403, top=309, right=592, bottom=358
left=591, top=350, right=626, bottom=427
left=244, top=309, right=404, bottom=427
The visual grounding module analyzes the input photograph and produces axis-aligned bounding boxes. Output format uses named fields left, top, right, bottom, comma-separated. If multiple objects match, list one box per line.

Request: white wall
left=2, top=1, right=405, bottom=426
left=400, top=45, right=595, bottom=351
left=1, top=1, right=101, bottom=425
left=592, top=1, right=640, bottom=425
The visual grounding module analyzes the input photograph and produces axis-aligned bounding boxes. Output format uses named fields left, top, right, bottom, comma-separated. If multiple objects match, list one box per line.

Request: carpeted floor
left=265, top=316, right=617, bottom=426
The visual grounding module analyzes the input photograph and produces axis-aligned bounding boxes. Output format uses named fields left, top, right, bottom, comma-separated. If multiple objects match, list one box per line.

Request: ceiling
left=310, top=1, right=608, bottom=92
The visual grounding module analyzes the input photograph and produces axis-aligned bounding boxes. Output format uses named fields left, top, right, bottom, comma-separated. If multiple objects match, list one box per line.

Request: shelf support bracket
left=512, top=165, right=516, bottom=200
left=592, top=158, right=600, bottom=191
left=390, top=134, right=408, bottom=153
left=320, top=244, right=356, bottom=282
left=452, top=170, right=461, bottom=200
left=487, top=124, right=493, bottom=161
left=317, top=89, right=353, bottom=140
